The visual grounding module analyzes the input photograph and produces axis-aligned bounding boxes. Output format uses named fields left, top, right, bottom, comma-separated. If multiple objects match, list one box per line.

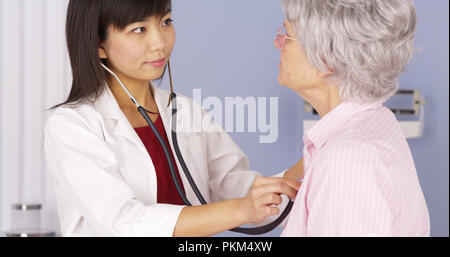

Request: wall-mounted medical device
left=303, top=90, right=426, bottom=139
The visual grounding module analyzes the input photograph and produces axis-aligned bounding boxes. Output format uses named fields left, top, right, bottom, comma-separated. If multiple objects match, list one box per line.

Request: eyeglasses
left=276, top=26, right=297, bottom=49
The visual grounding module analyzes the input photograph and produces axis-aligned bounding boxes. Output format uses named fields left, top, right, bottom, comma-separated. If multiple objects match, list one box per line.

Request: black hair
left=49, top=0, right=172, bottom=110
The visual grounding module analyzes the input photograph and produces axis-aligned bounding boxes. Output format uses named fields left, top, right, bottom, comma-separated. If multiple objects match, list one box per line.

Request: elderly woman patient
left=276, top=0, right=430, bottom=236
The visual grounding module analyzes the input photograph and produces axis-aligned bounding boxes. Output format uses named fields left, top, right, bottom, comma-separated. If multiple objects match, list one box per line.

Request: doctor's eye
left=162, top=18, right=174, bottom=26
left=132, top=27, right=147, bottom=34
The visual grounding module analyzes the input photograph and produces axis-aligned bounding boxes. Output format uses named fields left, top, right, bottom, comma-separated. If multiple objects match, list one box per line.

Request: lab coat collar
left=95, top=81, right=172, bottom=119
left=94, top=81, right=173, bottom=146
left=94, top=82, right=122, bottom=121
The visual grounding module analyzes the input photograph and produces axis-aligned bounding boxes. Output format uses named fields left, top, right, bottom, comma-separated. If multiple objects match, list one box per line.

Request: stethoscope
left=101, top=62, right=293, bottom=235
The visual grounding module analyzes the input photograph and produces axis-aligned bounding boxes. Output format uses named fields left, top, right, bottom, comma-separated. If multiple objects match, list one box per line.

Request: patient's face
left=275, top=20, right=324, bottom=92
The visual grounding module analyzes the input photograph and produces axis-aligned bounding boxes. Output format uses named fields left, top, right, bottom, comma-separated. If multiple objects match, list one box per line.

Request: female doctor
left=44, top=0, right=303, bottom=237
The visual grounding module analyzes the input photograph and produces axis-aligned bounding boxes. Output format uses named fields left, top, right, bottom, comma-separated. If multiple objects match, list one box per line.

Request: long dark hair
left=49, top=0, right=172, bottom=110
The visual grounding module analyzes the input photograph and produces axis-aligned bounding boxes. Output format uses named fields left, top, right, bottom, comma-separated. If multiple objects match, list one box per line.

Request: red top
left=134, top=115, right=186, bottom=206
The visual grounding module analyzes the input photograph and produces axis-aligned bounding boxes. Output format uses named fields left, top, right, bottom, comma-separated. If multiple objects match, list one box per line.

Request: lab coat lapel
left=94, top=84, right=159, bottom=203
left=95, top=83, right=148, bottom=147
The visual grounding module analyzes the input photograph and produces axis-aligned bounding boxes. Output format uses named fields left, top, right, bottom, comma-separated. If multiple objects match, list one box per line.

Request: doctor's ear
left=98, top=45, right=108, bottom=59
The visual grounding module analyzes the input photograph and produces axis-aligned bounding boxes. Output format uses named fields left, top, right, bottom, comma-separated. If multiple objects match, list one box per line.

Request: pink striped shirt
left=281, top=99, right=430, bottom=237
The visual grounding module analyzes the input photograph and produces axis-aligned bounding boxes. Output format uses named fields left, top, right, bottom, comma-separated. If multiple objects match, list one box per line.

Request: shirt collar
left=304, top=99, right=384, bottom=149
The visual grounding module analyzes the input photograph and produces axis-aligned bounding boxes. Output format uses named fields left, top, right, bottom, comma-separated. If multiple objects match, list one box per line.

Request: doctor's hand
left=173, top=177, right=300, bottom=237
left=238, top=177, right=301, bottom=224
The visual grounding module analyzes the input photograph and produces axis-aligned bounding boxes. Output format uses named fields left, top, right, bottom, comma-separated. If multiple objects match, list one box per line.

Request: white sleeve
left=199, top=103, right=290, bottom=229
left=200, top=107, right=261, bottom=203
left=44, top=110, right=184, bottom=237
left=206, top=128, right=290, bottom=229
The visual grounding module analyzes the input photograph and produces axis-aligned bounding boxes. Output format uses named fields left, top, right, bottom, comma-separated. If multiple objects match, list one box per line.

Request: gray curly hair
left=281, top=0, right=417, bottom=102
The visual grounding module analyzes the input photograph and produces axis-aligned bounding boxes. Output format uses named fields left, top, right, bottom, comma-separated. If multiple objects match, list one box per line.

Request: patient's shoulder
left=327, top=107, right=405, bottom=158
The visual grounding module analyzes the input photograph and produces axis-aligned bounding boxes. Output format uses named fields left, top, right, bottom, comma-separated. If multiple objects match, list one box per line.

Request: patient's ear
left=318, top=66, right=334, bottom=78
left=319, top=70, right=331, bottom=78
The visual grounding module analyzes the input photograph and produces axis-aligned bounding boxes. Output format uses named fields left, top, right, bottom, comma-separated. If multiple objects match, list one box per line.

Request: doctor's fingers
left=257, top=193, right=284, bottom=206
left=255, top=181, right=298, bottom=200
left=254, top=177, right=301, bottom=191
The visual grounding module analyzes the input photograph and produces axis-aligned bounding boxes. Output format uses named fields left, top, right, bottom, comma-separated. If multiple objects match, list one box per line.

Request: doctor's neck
left=106, top=73, right=157, bottom=112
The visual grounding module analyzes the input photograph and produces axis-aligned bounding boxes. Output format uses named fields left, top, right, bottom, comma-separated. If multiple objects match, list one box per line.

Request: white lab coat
left=43, top=83, right=289, bottom=237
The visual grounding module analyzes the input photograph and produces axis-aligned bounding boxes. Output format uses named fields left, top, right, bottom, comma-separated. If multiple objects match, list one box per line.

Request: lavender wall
left=399, top=0, right=449, bottom=237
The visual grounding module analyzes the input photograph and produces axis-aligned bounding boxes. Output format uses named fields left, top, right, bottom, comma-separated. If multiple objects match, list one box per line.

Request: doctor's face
left=98, top=12, right=175, bottom=81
